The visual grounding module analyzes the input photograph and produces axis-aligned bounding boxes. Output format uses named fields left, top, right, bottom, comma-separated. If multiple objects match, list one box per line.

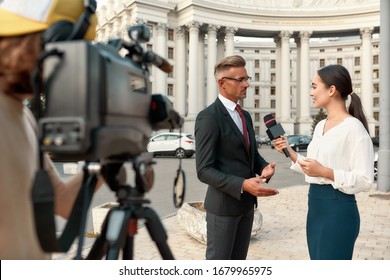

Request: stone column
left=360, top=27, right=375, bottom=136
left=154, top=23, right=167, bottom=95
left=174, top=26, right=187, bottom=117
left=120, top=12, right=130, bottom=41
left=274, top=36, right=282, bottom=119
left=378, top=0, right=390, bottom=191
left=298, top=31, right=312, bottom=135
left=244, top=57, right=255, bottom=110
left=217, top=31, right=225, bottom=61
left=207, top=25, right=219, bottom=105
left=225, top=27, right=237, bottom=56
left=279, top=31, right=294, bottom=134
left=198, top=30, right=206, bottom=110
left=186, top=21, right=201, bottom=132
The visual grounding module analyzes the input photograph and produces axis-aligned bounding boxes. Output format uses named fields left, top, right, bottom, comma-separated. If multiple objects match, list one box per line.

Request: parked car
left=271, top=134, right=312, bottom=152
left=147, top=132, right=195, bottom=158
left=287, top=135, right=312, bottom=152
left=259, top=135, right=271, bottom=146
left=372, top=136, right=379, bottom=147
left=374, top=150, right=378, bottom=181
left=255, top=135, right=261, bottom=148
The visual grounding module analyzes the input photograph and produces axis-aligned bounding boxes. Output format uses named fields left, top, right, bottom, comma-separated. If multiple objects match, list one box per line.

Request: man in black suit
left=195, top=55, right=279, bottom=260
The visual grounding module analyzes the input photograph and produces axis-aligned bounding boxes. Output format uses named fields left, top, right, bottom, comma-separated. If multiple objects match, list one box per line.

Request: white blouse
left=290, top=117, right=374, bottom=194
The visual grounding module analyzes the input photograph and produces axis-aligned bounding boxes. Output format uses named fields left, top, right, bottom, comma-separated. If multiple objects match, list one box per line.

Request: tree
left=311, top=108, right=327, bottom=135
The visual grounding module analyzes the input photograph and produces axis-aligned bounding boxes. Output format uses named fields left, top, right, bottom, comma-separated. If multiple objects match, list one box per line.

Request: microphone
left=264, top=114, right=290, bottom=157
left=143, top=51, right=173, bottom=73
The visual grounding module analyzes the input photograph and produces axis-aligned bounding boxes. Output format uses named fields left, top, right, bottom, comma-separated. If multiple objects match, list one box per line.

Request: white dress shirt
left=218, top=94, right=243, bottom=134
left=290, top=117, right=374, bottom=194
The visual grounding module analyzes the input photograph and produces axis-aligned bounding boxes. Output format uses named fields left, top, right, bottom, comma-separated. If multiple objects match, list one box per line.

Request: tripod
left=84, top=157, right=175, bottom=260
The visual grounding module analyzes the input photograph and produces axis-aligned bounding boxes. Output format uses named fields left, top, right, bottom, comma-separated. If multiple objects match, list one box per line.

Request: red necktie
left=236, top=104, right=250, bottom=153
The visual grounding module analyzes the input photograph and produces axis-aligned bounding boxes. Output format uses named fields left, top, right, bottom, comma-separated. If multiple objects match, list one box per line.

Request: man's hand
left=242, top=177, right=279, bottom=197
left=260, top=162, right=276, bottom=181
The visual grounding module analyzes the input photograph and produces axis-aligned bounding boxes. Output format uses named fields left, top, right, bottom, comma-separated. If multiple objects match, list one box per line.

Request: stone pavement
left=55, top=184, right=390, bottom=260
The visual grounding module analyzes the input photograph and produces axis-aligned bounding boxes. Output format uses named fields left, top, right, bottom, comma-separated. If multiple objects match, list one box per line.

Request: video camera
left=38, top=24, right=183, bottom=163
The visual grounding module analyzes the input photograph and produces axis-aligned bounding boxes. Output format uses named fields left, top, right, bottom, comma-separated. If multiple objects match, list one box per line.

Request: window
left=355, top=84, right=361, bottom=94
left=255, top=73, right=260, bottom=81
left=320, top=59, right=325, bottom=67
left=168, top=29, right=174, bottom=41
left=271, top=100, right=275, bottom=108
left=337, top=48, right=342, bottom=52
left=374, top=112, right=379, bottom=121
left=373, top=97, right=379, bottom=107
left=373, top=55, right=379, bottom=65
left=354, top=57, right=360, bottom=66
left=270, top=50, right=275, bottom=53
left=255, top=113, right=260, bottom=122
left=270, top=87, right=275, bottom=96
left=255, top=49, right=259, bottom=53
left=147, top=24, right=154, bottom=37
left=373, top=83, right=379, bottom=93
left=239, top=49, right=244, bottom=53
left=271, top=60, right=276, bottom=69
left=168, top=66, right=174, bottom=78
left=271, top=73, right=276, bottom=82
left=147, top=44, right=153, bottom=51
left=167, top=84, right=173, bottom=96
left=254, top=100, right=259, bottom=108
left=320, top=49, right=325, bottom=53
left=355, top=71, right=361, bottom=79
left=255, top=86, right=259, bottom=95
left=337, top=58, right=343, bottom=65
left=255, top=59, right=260, bottom=68
left=355, top=46, right=360, bottom=51
left=168, top=47, right=174, bottom=59
left=373, top=69, right=379, bottom=79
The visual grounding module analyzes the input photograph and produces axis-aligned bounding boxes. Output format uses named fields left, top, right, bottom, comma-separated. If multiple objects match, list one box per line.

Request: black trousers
left=205, top=209, right=254, bottom=260
left=307, top=184, right=360, bottom=260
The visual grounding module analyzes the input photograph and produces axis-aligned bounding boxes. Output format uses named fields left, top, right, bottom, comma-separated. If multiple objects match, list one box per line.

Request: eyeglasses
left=221, top=76, right=252, bottom=83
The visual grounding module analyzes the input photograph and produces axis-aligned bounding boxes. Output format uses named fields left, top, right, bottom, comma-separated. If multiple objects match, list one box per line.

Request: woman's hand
left=273, top=135, right=289, bottom=154
left=273, top=135, right=298, bottom=162
left=297, top=158, right=334, bottom=180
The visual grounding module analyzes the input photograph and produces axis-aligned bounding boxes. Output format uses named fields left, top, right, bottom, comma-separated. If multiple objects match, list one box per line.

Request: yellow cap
left=0, top=0, right=97, bottom=40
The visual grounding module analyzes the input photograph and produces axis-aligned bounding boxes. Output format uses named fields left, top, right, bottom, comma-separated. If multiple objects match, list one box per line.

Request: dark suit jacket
left=195, top=98, right=269, bottom=216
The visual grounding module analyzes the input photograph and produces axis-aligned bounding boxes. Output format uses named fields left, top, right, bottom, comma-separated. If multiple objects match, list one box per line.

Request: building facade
left=96, top=0, right=380, bottom=136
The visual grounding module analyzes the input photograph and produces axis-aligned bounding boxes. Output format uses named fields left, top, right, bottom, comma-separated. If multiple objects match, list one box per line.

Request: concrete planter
left=177, top=201, right=263, bottom=245
left=91, top=202, right=119, bottom=234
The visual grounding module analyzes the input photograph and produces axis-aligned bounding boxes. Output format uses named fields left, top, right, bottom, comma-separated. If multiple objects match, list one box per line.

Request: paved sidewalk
left=55, top=184, right=390, bottom=260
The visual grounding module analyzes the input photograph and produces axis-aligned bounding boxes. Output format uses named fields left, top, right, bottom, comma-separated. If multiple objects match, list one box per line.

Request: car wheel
left=374, top=161, right=378, bottom=181
left=175, top=148, right=186, bottom=159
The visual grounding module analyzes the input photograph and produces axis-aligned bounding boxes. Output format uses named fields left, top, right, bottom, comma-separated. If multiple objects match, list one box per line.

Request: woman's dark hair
left=317, top=64, right=369, bottom=133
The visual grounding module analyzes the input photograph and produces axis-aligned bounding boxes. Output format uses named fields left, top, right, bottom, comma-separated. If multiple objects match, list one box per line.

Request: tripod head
left=100, top=152, right=155, bottom=196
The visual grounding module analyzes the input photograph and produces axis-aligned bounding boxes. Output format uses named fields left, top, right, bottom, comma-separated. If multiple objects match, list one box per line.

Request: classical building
left=96, top=0, right=380, bottom=136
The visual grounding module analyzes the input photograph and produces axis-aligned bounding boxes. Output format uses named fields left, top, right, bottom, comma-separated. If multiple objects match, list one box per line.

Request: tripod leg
left=105, top=209, right=131, bottom=259
left=86, top=216, right=109, bottom=259
left=86, top=208, right=130, bottom=260
left=122, top=219, right=137, bottom=260
left=141, top=207, right=175, bottom=260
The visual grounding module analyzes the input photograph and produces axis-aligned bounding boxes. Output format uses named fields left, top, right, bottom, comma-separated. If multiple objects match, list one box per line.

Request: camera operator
left=0, top=0, right=103, bottom=259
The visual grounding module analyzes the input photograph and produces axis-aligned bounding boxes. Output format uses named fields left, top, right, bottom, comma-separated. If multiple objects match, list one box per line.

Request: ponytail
left=348, top=92, right=369, bottom=133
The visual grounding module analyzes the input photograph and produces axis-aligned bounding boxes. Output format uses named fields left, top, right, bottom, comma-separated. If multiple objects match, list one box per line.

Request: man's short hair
left=214, top=55, right=246, bottom=79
